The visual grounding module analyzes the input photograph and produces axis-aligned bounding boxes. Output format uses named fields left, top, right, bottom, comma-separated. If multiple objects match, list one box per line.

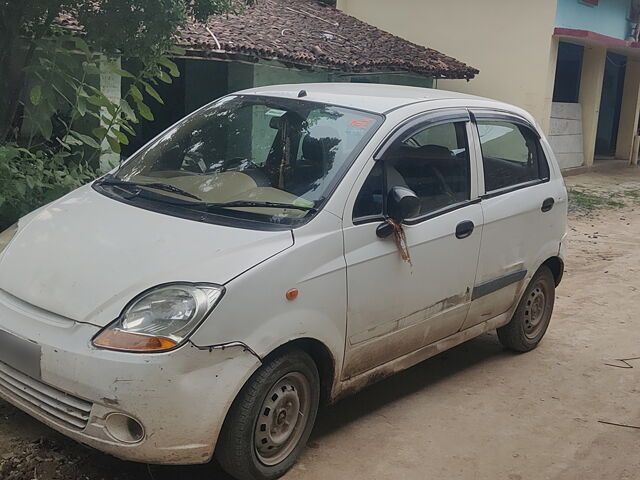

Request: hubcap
left=254, top=372, right=311, bottom=466
left=524, top=282, right=547, bottom=339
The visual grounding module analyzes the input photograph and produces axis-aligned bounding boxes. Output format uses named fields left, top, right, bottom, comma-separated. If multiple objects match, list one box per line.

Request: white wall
left=337, top=0, right=559, bottom=133
left=549, top=103, right=584, bottom=169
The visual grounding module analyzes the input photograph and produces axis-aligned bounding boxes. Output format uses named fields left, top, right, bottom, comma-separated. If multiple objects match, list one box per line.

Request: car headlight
left=92, top=283, right=225, bottom=353
left=0, top=224, right=18, bottom=255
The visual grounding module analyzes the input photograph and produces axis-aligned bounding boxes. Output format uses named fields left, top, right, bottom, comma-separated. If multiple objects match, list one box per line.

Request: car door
left=341, top=111, right=483, bottom=380
left=461, top=111, right=564, bottom=330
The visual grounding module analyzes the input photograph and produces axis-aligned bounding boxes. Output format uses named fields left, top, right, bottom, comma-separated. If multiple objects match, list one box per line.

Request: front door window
left=353, top=120, right=471, bottom=222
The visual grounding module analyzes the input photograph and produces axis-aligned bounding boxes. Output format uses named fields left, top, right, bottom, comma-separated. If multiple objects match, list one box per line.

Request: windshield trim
left=94, top=95, right=385, bottom=231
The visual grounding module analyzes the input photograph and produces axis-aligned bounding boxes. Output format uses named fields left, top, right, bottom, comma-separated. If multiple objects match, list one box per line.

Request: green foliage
left=568, top=188, right=625, bottom=212
left=3, top=1, right=249, bottom=61
left=0, top=33, right=183, bottom=230
left=74, top=0, right=249, bottom=61
left=618, top=188, right=640, bottom=204
left=0, top=145, right=96, bottom=229
left=22, top=31, right=182, bottom=157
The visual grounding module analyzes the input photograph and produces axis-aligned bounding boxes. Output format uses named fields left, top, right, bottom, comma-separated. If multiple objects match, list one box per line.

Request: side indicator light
left=286, top=289, right=299, bottom=301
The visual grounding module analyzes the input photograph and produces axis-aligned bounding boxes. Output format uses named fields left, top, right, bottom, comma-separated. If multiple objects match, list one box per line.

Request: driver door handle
left=541, top=197, right=555, bottom=212
left=455, top=220, right=474, bottom=239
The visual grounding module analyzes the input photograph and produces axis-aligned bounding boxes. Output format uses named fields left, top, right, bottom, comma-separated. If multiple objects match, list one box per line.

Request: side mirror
left=376, top=186, right=420, bottom=238
left=388, top=186, right=420, bottom=223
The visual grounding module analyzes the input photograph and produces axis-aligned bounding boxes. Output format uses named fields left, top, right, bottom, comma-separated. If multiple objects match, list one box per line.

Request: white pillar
left=99, top=56, right=122, bottom=171
left=615, top=59, right=640, bottom=164
left=579, top=46, right=606, bottom=167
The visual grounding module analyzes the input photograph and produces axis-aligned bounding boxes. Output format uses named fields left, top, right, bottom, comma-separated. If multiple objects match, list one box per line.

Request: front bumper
left=0, top=290, right=261, bottom=464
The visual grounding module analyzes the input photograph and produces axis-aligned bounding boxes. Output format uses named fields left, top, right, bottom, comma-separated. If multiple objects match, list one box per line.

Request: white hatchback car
left=0, top=84, right=566, bottom=480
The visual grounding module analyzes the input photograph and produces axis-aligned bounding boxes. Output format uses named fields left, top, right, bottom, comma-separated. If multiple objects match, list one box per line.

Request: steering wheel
left=181, top=155, right=207, bottom=174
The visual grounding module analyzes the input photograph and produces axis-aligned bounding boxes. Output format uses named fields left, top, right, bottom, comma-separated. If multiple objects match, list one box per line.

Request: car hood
left=0, top=186, right=293, bottom=326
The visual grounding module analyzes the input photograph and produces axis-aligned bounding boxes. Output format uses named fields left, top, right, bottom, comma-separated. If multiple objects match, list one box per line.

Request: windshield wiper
left=99, top=177, right=202, bottom=201
left=194, top=201, right=316, bottom=213
left=98, top=177, right=316, bottom=213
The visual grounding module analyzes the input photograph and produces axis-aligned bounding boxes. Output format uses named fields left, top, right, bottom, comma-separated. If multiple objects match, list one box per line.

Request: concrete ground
left=1, top=163, right=640, bottom=480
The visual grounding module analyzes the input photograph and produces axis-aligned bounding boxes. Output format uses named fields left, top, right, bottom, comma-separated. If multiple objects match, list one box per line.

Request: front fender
left=190, top=211, right=347, bottom=388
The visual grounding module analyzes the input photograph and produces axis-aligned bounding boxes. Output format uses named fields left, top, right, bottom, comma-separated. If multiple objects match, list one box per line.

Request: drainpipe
left=629, top=22, right=640, bottom=42
left=630, top=0, right=640, bottom=41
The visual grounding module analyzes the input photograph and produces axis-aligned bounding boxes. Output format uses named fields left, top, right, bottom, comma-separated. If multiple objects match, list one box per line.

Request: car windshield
left=107, top=95, right=382, bottom=225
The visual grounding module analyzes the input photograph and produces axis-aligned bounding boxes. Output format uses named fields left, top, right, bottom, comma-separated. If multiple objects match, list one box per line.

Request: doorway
left=553, top=42, right=584, bottom=103
left=595, top=52, right=627, bottom=157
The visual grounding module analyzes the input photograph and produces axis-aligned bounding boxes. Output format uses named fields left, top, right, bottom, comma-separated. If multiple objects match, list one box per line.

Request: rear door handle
left=541, top=197, right=555, bottom=212
left=455, top=220, right=474, bottom=239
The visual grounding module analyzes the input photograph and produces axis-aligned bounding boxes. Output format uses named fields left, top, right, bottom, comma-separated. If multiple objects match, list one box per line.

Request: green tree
left=0, top=0, right=247, bottom=141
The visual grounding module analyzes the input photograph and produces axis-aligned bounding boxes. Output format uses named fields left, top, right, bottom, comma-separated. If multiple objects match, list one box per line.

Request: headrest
left=269, top=116, right=283, bottom=129
left=385, top=145, right=418, bottom=166
left=417, top=144, right=455, bottom=160
left=387, top=144, right=455, bottom=163
left=302, top=127, right=340, bottom=162
left=269, top=112, right=306, bottom=130
left=302, top=135, right=323, bottom=162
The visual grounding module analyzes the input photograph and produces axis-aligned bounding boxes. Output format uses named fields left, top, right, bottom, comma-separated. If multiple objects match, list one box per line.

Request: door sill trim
left=332, top=311, right=513, bottom=402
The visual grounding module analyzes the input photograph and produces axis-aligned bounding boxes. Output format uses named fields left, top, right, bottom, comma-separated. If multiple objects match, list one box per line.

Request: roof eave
left=176, top=46, right=478, bottom=80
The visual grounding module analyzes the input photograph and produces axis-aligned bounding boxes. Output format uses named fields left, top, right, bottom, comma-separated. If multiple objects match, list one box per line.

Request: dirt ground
left=2, top=163, right=640, bottom=480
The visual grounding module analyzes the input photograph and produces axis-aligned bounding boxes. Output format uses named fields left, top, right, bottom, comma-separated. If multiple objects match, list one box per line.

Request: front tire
left=216, top=349, right=320, bottom=480
left=497, top=265, right=555, bottom=352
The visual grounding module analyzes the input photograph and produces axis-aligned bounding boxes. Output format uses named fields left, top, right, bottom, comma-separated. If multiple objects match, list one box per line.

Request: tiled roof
left=178, top=0, right=478, bottom=79
left=58, top=0, right=478, bottom=79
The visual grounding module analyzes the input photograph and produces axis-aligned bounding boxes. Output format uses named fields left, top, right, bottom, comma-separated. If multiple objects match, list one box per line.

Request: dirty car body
left=0, top=84, right=567, bottom=478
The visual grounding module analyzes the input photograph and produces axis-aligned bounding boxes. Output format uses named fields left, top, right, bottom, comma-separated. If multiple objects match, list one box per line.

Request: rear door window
left=476, top=120, right=550, bottom=193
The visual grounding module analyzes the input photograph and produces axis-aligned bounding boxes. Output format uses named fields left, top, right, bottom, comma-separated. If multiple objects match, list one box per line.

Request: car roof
left=235, top=83, right=515, bottom=115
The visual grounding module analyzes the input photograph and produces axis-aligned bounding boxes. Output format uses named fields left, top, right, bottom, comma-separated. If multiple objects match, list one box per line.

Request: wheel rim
left=254, top=372, right=311, bottom=466
left=524, top=282, right=547, bottom=339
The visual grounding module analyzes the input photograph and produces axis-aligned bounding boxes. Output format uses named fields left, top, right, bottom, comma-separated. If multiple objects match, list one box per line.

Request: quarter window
left=353, top=121, right=471, bottom=221
left=353, top=162, right=384, bottom=219
left=476, top=120, right=549, bottom=192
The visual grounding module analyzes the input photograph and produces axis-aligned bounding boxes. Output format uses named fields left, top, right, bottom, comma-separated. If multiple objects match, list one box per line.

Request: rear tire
left=216, top=349, right=320, bottom=480
left=497, top=265, right=555, bottom=352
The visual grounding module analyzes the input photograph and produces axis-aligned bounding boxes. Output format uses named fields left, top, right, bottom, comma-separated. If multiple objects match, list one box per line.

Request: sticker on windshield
left=265, top=109, right=287, bottom=117
left=349, top=118, right=374, bottom=129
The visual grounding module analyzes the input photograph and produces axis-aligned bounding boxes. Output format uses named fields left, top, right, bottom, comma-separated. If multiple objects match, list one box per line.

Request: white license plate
left=0, top=329, right=42, bottom=379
